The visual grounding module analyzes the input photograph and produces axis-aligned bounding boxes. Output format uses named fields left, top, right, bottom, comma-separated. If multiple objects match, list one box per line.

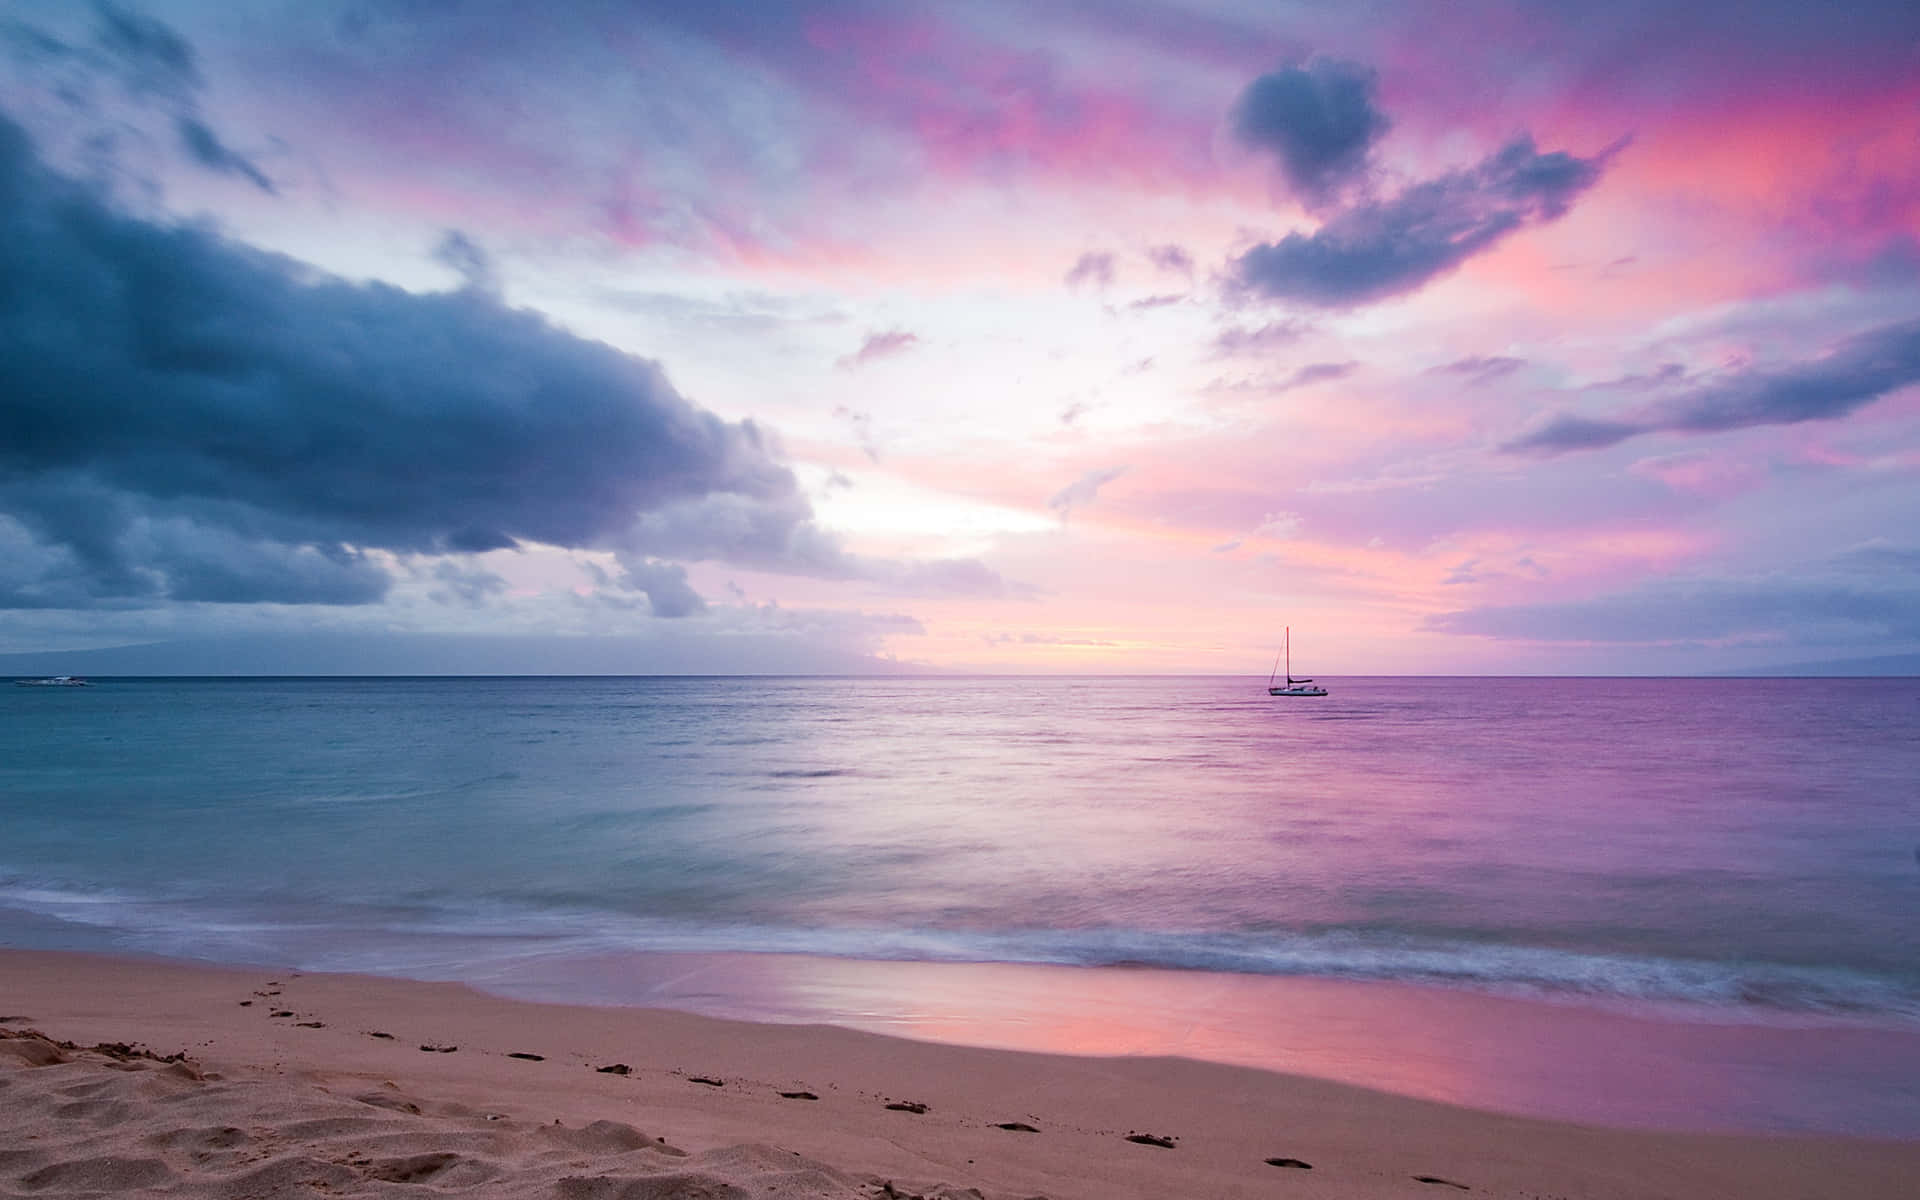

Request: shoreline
left=6, top=930, right=1919, bottom=1138
left=5, top=949, right=1919, bottom=1200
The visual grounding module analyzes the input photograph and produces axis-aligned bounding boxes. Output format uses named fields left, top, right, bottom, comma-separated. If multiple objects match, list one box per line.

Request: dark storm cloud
left=1229, top=136, right=1615, bottom=308
left=1505, top=317, right=1920, bottom=454
left=1230, top=58, right=1388, bottom=207
left=0, top=115, right=806, bottom=607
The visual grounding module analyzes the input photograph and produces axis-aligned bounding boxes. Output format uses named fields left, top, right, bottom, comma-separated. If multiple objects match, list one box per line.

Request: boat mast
left=1285, top=626, right=1291, bottom=685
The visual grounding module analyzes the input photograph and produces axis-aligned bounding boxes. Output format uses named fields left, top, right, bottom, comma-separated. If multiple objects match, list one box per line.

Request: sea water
left=4, top=675, right=1918, bottom=1129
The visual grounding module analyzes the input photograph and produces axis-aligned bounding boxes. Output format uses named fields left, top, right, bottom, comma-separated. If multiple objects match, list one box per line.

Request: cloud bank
left=0, top=115, right=806, bottom=608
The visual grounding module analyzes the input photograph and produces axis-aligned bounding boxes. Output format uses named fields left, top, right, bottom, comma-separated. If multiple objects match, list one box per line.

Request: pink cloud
left=836, top=329, right=922, bottom=369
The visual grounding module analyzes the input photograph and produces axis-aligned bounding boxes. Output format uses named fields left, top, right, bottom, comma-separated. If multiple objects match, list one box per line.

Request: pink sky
left=1, top=0, right=1916, bottom=674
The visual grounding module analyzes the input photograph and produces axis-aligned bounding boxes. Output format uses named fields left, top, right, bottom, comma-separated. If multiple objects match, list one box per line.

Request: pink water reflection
left=481, top=950, right=1920, bottom=1138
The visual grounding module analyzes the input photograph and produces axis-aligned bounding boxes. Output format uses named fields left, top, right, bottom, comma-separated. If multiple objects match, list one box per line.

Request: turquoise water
left=5, top=675, right=1917, bottom=1025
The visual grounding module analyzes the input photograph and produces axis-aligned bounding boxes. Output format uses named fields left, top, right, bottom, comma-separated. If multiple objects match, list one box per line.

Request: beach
left=5, top=949, right=1918, bottom=1200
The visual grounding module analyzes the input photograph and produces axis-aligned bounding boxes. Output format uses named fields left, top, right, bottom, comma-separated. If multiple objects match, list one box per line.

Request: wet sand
left=3, top=948, right=1917, bottom=1199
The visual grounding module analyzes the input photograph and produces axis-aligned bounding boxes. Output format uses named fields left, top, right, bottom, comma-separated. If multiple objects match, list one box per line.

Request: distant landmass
left=1714, top=653, right=1920, bottom=677
left=0, top=634, right=919, bottom=677
left=6, top=637, right=1920, bottom=678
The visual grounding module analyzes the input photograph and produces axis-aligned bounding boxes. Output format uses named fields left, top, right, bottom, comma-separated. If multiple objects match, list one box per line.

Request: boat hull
left=1268, top=685, right=1327, bottom=697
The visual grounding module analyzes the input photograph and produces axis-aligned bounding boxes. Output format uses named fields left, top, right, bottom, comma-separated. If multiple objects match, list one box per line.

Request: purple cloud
left=1229, top=135, right=1617, bottom=308
left=1065, top=251, right=1116, bottom=289
left=1213, top=320, right=1310, bottom=356
left=1048, top=465, right=1127, bottom=520
left=1230, top=57, right=1389, bottom=207
left=837, top=329, right=921, bottom=369
left=1147, top=244, right=1194, bottom=275
left=1505, top=317, right=1920, bottom=455
left=1430, top=355, right=1524, bottom=384
left=1125, top=293, right=1186, bottom=311
left=1271, top=362, right=1359, bottom=393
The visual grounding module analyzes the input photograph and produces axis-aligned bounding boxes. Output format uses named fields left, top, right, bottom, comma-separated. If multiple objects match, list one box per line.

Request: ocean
left=5, top=675, right=1919, bottom=1132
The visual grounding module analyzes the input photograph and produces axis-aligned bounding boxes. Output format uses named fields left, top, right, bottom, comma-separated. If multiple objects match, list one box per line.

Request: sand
left=3, top=950, right=1916, bottom=1200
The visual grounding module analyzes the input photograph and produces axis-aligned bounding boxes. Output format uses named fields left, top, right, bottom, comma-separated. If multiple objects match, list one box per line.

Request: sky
left=2, top=0, right=1918, bottom=675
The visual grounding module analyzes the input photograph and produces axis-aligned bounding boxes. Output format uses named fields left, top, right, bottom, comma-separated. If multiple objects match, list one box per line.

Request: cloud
left=982, top=631, right=1118, bottom=647
left=1428, top=575, right=1920, bottom=646
left=427, top=561, right=508, bottom=608
left=1274, top=361, right=1359, bottom=392
left=1254, top=512, right=1303, bottom=539
left=432, top=230, right=498, bottom=294
left=1230, top=58, right=1389, bottom=207
left=1125, top=293, right=1185, bottom=311
left=174, top=117, right=274, bottom=193
left=92, top=0, right=199, bottom=102
left=616, top=492, right=1020, bottom=599
left=1064, top=251, right=1115, bottom=289
left=0, top=115, right=820, bottom=609
left=1147, top=244, right=1193, bottom=275
left=1229, top=135, right=1616, bottom=307
left=1504, top=317, right=1920, bottom=454
left=1430, top=355, right=1524, bottom=384
left=8, top=4, right=274, bottom=194
left=614, top=555, right=708, bottom=618
left=1048, top=465, right=1127, bottom=520
left=836, top=329, right=920, bottom=369
left=1213, top=320, right=1309, bottom=356
left=833, top=406, right=880, bottom=462
left=865, top=557, right=1026, bottom=599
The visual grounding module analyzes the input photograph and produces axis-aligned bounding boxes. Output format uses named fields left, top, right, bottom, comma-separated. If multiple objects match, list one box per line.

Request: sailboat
left=1267, top=627, right=1327, bottom=696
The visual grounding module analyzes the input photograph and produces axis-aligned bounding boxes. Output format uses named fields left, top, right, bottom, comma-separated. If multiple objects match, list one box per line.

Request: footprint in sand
left=778, top=1091, right=819, bottom=1100
left=884, top=1100, right=929, bottom=1114
left=295, top=1021, right=325, bottom=1029
left=1124, top=1132, right=1177, bottom=1148
left=994, top=1122, right=1039, bottom=1133
left=506, top=1052, right=545, bottom=1061
left=594, top=1063, right=631, bottom=1075
left=418, top=1043, right=458, bottom=1053
left=366, top=1031, right=395, bottom=1040
left=1265, top=1157, right=1311, bottom=1169
left=687, top=1076, right=725, bottom=1087
left=1413, top=1176, right=1470, bottom=1190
